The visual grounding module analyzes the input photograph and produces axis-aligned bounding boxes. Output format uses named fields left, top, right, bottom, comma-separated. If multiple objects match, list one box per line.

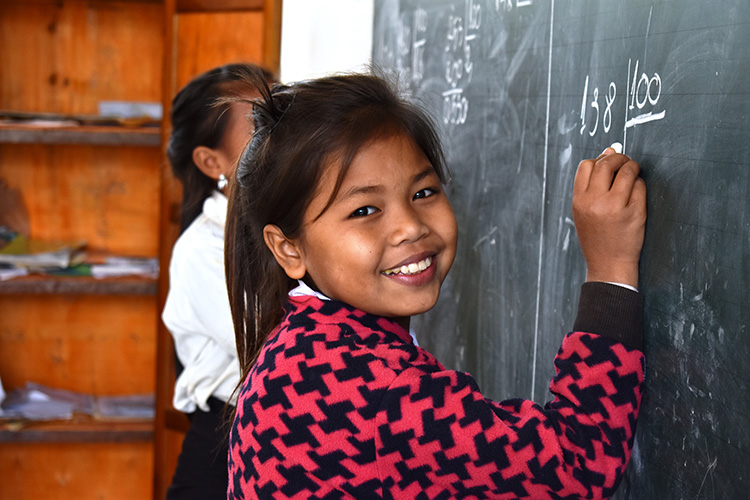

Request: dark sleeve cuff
left=573, top=282, right=644, bottom=351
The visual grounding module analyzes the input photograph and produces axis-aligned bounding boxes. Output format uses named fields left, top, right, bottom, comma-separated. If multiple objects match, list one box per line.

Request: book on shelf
left=0, top=228, right=158, bottom=280
left=0, top=231, right=86, bottom=270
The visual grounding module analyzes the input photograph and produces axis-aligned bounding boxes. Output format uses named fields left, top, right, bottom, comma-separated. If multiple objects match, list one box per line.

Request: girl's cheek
left=445, top=206, right=459, bottom=247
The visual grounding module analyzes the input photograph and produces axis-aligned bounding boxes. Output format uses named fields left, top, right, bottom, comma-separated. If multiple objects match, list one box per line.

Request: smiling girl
left=225, top=72, right=646, bottom=499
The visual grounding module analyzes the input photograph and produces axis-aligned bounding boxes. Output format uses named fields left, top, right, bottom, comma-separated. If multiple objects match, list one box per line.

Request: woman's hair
left=167, top=62, right=277, bottom=232
left=225, top=70, right=451, bottom=380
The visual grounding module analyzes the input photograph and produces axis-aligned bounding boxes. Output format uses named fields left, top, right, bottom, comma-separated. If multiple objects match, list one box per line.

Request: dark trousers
left=166, top=397, right=231, bottom=500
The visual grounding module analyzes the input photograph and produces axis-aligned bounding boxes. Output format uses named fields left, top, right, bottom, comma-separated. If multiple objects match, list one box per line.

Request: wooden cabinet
left=154, top=1, right=280, bottom=498
left=0, top=0, right=280, bottom=498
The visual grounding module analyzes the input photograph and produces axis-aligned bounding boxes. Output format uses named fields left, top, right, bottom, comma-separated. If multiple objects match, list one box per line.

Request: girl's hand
left=572, top=148, right=647, bottom=289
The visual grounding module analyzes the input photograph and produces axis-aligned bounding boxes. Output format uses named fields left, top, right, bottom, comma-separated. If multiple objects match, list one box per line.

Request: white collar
left=202, top=190, right=228, bottom=227
left=288, top=280, right=331, bottom=301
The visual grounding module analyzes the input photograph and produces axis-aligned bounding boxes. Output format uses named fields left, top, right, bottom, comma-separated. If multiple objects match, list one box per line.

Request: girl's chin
left=386, top=294, right=441, bottom=319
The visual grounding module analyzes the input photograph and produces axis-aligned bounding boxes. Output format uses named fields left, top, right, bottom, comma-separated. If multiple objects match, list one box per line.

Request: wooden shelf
left=0, top=123, right=161, bottom=147
left=4, top=0, right=162, bottom=5
left=0, top=417, right=154, bottom=444
left=0, top=275, right=157, bottom=295
left=7, top=0, right=265, bottom=13
left=177, top=0, right=263, bottom=13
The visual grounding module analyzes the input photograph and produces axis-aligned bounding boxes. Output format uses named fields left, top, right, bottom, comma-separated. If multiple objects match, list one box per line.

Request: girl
left=162, top=62, right=275, bottom=499
left=225, top=73, right=646, bottom=499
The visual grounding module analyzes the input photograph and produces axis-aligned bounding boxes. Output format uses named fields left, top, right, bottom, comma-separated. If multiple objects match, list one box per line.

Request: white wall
left=280, top=0, right=374, bottom=83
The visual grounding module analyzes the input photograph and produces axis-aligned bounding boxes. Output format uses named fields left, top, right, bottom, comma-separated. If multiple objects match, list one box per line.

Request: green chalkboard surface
left=373, top=0, right=749, bottom=497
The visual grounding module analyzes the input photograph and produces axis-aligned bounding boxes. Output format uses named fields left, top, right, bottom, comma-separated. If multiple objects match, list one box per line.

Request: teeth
left=384, top=257, right=432, bottom=276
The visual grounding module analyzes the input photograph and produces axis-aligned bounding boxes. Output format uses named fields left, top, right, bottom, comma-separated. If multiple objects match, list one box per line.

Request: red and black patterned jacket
left=228, top=282, right=645, bottom=499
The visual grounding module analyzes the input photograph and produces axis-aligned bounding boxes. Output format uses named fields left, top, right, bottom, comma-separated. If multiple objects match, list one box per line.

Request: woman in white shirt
left=162, top=63, right=275, bottom=499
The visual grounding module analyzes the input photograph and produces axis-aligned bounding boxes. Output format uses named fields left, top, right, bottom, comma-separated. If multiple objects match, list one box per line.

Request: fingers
left=573, top=157, right=596, bottom=195
left=629, top=176, right=647, bottom=212
left=595, top=145, right=617, bottom=160
left=573, top=146, right=616, bottom=194
left=571, top=147, right=647, bottom=288
left=587, top=153, right=630, bottom=193
left=576, top=150, right=641, bottom=203
left=609, top=159, right=641, bottom=204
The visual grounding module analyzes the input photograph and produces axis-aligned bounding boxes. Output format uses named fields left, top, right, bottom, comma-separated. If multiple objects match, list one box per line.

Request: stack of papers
left=95, top=394, right=155, bottom=419
left=0, top=382, right=154, bottom=421
left=0, top=383, right=93, bottom=420
left=90, top=256, right=159, bottom=279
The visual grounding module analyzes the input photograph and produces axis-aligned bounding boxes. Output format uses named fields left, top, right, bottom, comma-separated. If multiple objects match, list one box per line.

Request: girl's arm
left=375, top=150, right=646, bottom=498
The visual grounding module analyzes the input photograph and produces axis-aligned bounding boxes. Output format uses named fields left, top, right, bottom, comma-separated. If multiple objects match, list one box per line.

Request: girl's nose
left=389, top=205, right=429, bottom=245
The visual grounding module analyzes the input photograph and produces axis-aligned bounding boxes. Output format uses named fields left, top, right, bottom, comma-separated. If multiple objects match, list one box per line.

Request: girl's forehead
left=330, top=134, right=431, bottom=188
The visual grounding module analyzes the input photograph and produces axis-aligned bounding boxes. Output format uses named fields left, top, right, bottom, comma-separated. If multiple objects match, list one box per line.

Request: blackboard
left=372, top=0, right=749, bottom=498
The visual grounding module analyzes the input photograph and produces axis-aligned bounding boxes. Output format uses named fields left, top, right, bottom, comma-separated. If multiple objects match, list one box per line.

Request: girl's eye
left=414, top=187, right=438, bottom=200
left=350, top=206, right=379, bottom=218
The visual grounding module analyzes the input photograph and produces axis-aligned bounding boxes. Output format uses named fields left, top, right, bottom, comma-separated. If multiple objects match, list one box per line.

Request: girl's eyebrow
left=338, top=166, right=436, bottom=201
left=413, top=166, right=436, bottom=183
left=339, top=183, right=383, bottom=200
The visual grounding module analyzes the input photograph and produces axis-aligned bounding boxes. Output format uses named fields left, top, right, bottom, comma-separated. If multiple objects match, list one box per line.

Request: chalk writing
left=443, top=0, right=482, bottom=125
left=411, top=8, right=428, bottom=84
left=495, top=0, right=533, bottom=11
left=396, top=15, right=411, bottom=69
left=580, top=59, right=666, bottom=141
left=626, top=58, right=666, bottom=128
left=442, top=88, right=469, bottom=125
left=386, top=9, right=430, bottom=88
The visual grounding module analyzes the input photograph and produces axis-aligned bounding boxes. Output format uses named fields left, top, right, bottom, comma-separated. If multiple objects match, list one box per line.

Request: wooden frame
left=152, top=1, right=282, bottom=497
left=0, top=0, right=281, bottom=497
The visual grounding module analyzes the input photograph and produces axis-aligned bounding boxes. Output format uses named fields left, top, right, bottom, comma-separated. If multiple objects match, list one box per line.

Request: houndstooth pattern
left=228, top=295, right=644, bottom=499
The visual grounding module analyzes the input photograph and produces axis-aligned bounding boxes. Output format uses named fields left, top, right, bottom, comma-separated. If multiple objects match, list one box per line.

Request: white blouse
left=162, top=191, right=238, bottom=413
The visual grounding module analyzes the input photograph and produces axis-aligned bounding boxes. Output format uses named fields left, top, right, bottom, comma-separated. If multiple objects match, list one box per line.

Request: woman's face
left=216, top=99, right=256, bottom=176
left=292, top=133, right=458, bottom=326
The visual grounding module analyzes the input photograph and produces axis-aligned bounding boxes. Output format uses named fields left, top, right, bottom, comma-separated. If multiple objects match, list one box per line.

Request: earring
left=217, top=173, right=228, bottom=190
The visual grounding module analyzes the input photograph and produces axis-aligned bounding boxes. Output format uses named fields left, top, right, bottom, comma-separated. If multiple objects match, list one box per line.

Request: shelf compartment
left=0, top=275, right=157, bottom=295
left=0, top=123, right=161, bottom=147
left=0, top=417, right=154, bottom=443
left=177, top=0, right=263, bottom=12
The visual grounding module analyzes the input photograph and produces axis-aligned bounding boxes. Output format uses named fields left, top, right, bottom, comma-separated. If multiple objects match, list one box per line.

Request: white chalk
left=610, top=142, right=623, bottom=154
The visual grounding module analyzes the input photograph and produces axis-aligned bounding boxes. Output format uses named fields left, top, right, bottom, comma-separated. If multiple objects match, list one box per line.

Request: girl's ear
left=263, top=224, right=307, bottom=280
left=192, top=145, right=223, bottom=180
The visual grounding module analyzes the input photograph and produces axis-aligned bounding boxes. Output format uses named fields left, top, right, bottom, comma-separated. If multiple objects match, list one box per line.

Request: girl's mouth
left=382, top=256, right=433, bottom=276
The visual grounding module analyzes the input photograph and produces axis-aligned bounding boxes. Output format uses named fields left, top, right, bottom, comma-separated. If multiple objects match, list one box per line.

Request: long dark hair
left=225, top=70, right=451, bottom=381
left=167, top=63, right=277, bottom=232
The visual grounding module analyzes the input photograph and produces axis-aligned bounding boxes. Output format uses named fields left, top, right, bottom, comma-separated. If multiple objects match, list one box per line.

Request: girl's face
left=293, top=133, right=458, bottom=325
